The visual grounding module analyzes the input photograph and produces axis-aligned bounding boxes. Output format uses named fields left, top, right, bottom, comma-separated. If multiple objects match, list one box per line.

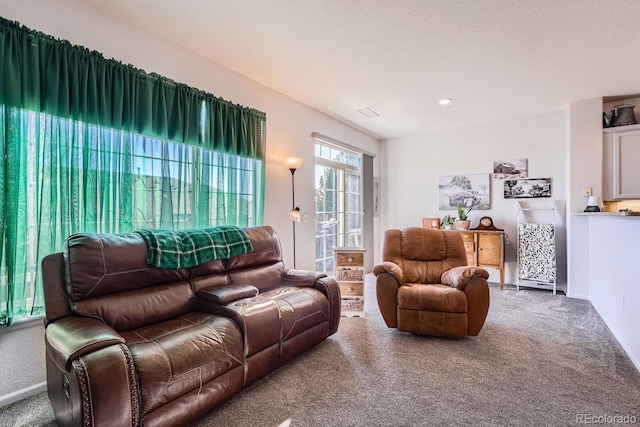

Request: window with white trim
left=314, top=139, right=363, bottom=274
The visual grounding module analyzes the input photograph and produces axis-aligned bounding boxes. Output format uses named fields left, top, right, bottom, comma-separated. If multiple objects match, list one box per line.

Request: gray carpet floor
left=2, top=275, right=639, bottom=427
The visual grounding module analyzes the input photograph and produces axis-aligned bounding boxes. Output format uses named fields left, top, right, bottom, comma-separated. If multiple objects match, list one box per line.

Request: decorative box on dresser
left=458, top=230, right=505, bottom=289
left=334, top=247, right=366, bottom=317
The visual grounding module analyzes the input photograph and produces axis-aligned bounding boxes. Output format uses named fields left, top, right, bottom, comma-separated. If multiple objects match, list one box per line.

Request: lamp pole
left=283, top=157, right=304, bottom=269
left=289, top=168, right=297, bottom=268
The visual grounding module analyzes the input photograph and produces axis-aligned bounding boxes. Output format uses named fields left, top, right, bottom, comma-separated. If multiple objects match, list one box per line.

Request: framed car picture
left=439, top=174, right=490, bottom=210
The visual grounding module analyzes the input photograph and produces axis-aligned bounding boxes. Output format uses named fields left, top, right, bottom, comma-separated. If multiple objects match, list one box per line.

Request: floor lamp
left=283, top=157, right=303, bottom=268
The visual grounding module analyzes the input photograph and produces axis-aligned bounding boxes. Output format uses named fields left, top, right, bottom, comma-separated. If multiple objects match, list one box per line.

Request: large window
left=315, top=140, right=363, bottom=274
left=0, top=107, right=264, bottom=325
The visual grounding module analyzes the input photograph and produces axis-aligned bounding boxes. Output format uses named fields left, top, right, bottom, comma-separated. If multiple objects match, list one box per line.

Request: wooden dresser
left=458, top=230, right=505, bottom=289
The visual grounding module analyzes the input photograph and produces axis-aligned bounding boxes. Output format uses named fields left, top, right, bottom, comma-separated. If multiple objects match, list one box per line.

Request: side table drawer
left=459, top=232, right=475, bottom=242
left=339, top=282, right=363, bottom=297
left=463, top=241, right=475, bottom=252
left=336, top=252, right=364, bottom=266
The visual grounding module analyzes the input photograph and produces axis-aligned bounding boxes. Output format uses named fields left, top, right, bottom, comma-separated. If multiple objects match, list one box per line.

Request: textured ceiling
left=80, top=0, right=640, bottom=139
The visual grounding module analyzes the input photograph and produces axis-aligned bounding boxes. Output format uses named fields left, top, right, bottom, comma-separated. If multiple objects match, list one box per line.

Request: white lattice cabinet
left=334, top=247, right=365, bottom=317
left=517, top=200, right=559, bottom=294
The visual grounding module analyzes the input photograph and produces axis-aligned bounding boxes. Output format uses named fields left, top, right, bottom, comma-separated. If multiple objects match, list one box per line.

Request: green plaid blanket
left=135, top=226, right=253, bottom=269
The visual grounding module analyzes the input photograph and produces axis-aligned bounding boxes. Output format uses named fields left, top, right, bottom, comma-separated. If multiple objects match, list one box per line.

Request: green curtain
left=0, top=18, right=266, bottom=325
left=0, top=18, right=266, bottom=159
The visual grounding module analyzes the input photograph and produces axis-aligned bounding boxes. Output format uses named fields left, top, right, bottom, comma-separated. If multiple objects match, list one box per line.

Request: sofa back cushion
left=224, top=226, right=282, bottom=269
left=225, top=226, right=284, bottom=291
left=227, top=262, right=284, bottom=291
left=72, top=282, right=194, bottom=331
left=64, top=233, right=194, bottom=330
left=65, top=233, right=189, bottom=299
left=192, top=226, right=285, bottom=291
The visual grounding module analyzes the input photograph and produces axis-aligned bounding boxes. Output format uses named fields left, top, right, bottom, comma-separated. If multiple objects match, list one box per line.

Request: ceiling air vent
left=356, top=107, right=380, bottom=118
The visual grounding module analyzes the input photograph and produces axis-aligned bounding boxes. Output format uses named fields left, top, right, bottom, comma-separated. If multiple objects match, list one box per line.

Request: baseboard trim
left=0, top=381, right=47, bottom=408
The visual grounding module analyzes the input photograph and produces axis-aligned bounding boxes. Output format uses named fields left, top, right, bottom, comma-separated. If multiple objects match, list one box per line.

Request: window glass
left=0, top=107, right=263, bottom=325
left=314, top=141, right=362, bottom=274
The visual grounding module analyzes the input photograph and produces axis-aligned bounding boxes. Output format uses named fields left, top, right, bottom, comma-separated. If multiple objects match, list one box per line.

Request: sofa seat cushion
left=398, top=283, right=467, bottom=313
left=260, top=287, right=330, bottom=341
left=120, top=312, right=243, bottom=416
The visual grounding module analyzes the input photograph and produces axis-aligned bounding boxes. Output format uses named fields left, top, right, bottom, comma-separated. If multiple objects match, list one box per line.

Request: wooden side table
left=334, top=247, right=365, bottom=317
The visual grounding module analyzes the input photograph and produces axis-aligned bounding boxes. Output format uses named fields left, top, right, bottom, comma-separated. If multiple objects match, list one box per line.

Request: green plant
left=441, top=215, right=455, bottom=226
left=457, top=204, right=473, bottom=220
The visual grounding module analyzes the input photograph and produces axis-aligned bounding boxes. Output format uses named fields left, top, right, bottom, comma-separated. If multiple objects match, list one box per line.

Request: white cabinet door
left=603, top=126, right=640, bottom=200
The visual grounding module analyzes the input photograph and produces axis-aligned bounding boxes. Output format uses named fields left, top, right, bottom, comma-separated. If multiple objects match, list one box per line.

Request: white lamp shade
left=288, top=208, right=301, bottom=222
left=282, top=157, right=304, bottom=170
left=587, top=196, right=602, bottom=207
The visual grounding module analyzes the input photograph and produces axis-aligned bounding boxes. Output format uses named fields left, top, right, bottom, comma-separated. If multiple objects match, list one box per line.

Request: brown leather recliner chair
left=373, top=227, right=490, bottom=338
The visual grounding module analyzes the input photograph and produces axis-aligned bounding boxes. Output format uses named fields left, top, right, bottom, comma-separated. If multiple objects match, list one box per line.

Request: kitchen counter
left=572, top=211, right=640, bottom=216
left=570, top=212, right=640, bottom=371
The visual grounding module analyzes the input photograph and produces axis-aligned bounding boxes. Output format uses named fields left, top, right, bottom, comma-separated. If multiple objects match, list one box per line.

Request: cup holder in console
left=233, top=295, right=266, bottom=308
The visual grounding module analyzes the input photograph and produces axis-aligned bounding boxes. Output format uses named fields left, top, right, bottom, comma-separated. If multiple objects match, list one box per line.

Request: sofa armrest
left=313, top=276, right=341, bottom=336
left=373, top=261, right=404, bottom=285
left=45, top=317, right=124, bottom=371
left=374, top=262, right=403, bottom=328
left=197, top=283, right=259, bottom=304
left=283, top=269, right=341, bottom=336
left=282, top=269, right=327, bottom=287
left=441, top=266, right=490, bottom=290
left=46, top=341, right=139, bottom=427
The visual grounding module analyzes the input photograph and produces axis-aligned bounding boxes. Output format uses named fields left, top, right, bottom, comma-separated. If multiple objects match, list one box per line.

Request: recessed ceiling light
left=356, top=107, right=380, bottom=118
left=438, top=98, right=453, bottom=106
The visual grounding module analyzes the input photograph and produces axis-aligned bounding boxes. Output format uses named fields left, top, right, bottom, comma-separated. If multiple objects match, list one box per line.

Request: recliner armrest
left=441, top=266, right=490, bottom=290
left=373, top=261, right=404, bottom=285
left=198, top=283, right=259, bottom=304
left=45, top=317, right=124, bottom=371
left=282, top=269, right=327, bottom=287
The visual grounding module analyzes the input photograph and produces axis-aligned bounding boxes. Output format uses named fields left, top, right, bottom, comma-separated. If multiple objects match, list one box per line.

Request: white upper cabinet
left=603, top=124, right=640, bottom=200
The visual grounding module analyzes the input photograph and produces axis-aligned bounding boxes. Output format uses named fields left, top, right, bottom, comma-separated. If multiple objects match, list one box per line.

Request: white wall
left=0, top=322, right=47, bottom=406
left=0, top=0, right=379, bottom=405
left=567, top=98, right=603, bottom=299
left=381, top=111, right=567, bottom=287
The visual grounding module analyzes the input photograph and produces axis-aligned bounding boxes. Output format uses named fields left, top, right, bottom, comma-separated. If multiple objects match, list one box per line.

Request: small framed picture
left=493, top=159, right=528, bottom=179
left=504, top=178, right=552, bottom=199
left=422, top=218, right=441, bottom=229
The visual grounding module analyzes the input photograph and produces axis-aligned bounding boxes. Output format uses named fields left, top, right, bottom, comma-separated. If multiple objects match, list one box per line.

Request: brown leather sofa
left=41, top=226, right=340, bottom=427
left=373, top=227, right=490, bottom=338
